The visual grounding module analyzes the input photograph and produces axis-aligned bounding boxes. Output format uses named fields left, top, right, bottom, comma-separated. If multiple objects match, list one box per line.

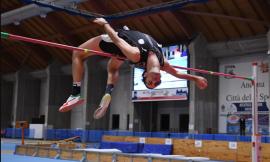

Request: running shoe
left=59, top=95, right=84, bottom=112
left=93, top=93, right=111, bottom=119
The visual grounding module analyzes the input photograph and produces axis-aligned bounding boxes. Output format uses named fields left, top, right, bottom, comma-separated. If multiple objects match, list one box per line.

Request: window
left=160, top=114, right=170, bottom=131
left=112, top=114, right=120, bottom=130
left=126, top=114, right=130, bottom=130
left=179, top=114, right=189, bottom=132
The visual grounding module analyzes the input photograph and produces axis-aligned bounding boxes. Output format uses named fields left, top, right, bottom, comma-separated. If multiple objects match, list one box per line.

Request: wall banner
left=219, top=54, right=269, bottom=134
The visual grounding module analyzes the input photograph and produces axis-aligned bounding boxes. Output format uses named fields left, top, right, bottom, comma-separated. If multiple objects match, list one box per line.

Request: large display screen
left=132, top=44, right=189, bottom=102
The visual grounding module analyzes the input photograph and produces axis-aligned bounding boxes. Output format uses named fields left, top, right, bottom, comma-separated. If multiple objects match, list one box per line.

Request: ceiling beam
left=153, top=0, right=194, bottom=39
left=44, top=13, right=83, bottom=46
left=180, top=9, right=270, bottom=27
left=171, top=11, right=194, bottom=39
left=1, top=0, right=87, bottom=26
left=5, top=25, right=51, bottom=67
left=249, top=0, right=270, bottom=23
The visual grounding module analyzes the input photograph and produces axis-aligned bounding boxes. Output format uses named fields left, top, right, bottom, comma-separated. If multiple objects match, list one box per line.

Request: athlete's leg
left=106, top=58, right=124, bottom=85
left=59, top=36, right=104, bottom=112
left=94, top=58, right=123, bottom=119
left=72, top=36, right=103, bottom=82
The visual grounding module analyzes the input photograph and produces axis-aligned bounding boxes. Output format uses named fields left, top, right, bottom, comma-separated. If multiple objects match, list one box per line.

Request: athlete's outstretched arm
left=161, top=58, right=208, bottom=90
left=93, top=18, right=140, bottom=62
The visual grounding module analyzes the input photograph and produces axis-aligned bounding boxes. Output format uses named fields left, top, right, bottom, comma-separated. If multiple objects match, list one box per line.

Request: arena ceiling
left=1, top=0, right=270, bottom=74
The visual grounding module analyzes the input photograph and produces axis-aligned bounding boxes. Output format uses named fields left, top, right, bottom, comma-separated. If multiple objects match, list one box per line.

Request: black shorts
left=99, top=36, right=125, bottom=58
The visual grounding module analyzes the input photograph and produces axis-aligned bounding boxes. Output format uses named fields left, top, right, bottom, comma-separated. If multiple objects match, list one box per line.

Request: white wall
left=218, top=54, right=269, bottom=133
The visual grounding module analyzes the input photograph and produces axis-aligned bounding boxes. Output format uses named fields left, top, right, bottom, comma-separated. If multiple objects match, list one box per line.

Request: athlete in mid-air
left=59, top=18, right=208, bottom=119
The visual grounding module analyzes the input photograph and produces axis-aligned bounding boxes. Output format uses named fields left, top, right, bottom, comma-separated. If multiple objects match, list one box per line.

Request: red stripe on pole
left=3, top=32, right=252, bottom=81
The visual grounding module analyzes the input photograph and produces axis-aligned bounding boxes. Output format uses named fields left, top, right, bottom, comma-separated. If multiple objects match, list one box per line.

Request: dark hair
left=142, top=70, right=149, bottom=88
left=141, top=70, right=161, bottom=89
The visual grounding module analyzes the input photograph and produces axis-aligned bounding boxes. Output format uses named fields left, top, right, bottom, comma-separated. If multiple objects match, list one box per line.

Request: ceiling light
left=40, top=13, right=47, bottom=18
left=13, top=21, right=20, bottom=26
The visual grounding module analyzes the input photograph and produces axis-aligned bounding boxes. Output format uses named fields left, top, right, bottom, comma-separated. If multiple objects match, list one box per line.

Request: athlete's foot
left=59, top=95, right=85, bottom=112
left=93, top=93, right=111, bottom=119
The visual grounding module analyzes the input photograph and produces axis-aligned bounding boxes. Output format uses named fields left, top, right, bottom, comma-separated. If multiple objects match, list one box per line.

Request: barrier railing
left=14, top=145, right=215, bottom=162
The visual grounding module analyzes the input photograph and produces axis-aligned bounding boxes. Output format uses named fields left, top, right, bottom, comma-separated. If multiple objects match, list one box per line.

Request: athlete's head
left=142, top=51, right=161, bottom=89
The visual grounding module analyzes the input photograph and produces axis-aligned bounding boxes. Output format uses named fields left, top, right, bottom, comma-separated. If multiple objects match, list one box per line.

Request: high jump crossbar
left=1, top=32, right=253, bottom=81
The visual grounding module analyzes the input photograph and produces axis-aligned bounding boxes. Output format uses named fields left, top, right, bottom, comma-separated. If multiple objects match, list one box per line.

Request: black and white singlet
left=99, top=29, right=164, bottom=68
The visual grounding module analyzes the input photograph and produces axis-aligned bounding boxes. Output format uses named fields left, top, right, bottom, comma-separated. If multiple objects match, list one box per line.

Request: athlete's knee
left=72, top=50, right=84, bottom=61
left=72, top=45, right=88, bottom=61
left=73, top=37, right=99, bottom=61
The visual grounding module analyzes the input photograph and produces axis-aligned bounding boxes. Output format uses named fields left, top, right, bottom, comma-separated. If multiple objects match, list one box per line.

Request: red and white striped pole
left=251, top=62, right=261, bottom=162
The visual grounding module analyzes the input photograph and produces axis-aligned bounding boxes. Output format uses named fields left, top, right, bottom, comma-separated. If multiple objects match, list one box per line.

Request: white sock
left=73, top=82, right=81, bottom=87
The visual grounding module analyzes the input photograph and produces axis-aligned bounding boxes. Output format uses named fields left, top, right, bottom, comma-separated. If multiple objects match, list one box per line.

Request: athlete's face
left=144, top=72, right=161, bottom=89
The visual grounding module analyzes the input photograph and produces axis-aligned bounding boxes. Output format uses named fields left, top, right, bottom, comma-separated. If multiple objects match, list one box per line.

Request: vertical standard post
left=251, top=62, right=260, bottom=162
left=21, top=127, right=24, bottom=145
left=20, top=122, right=25, bottom=145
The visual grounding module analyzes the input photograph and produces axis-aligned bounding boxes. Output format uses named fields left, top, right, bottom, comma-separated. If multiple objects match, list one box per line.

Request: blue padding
left=55, top=129, right=68, bottom=140
left=239, top=136, right=251, bottom=142
left=262, top=136, right=270, bottom=143
left=213, top=134, right=237, bottom=141
left=88, top=130, right=103, bottom=142
left=67, top=130, right=74, bottom=138
left=138, top=143, right=144, bottom=153
left=100, top=141, right=140, bottom=153
left=170, top=133, right=189, bottom=139
left=5, top=128, right=14, bottom=138
left=46, top=129, right=55, bottom=140
left=15, top=128, right=21, bottom=138
left=24, top=129, right=30, bottom=138
left=55, top=129, right=62, bottom=140
left=143, top=144, right=172, bottom=155
left=134, top=132, right=152, bottom=137
left=152, top=132, right=169, bottom=138
left=67, top=130, right=79, bottom=141
left=117, top=131, right=134, bottom=136
left=103, top=131, right=118, bottom=136
left=193, top=134, right=213, bottom=140
left=112, top=142, right=140, bottom=153
left=74, top=130, right=88, bottom=142
left=100, top=141, right=112, bottom=149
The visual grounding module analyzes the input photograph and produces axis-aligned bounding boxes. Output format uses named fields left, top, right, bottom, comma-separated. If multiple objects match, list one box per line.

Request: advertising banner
left=219, top=54, right=269, bottom=134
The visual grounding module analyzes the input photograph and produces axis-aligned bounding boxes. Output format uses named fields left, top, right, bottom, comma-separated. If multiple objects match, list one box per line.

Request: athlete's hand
left=195, top=76, right=208, bottom=90
left=93, top=18, right=108, bottom=26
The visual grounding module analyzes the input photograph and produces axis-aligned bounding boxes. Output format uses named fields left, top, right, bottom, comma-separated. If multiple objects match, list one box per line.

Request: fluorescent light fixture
left=13, top=21, right=20, bottom=25
left=40, top=13, right=47, bottom=18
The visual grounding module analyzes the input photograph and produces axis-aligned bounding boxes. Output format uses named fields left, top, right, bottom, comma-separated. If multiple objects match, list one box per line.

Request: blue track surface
left=1, top=143, right=17, bottom=151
